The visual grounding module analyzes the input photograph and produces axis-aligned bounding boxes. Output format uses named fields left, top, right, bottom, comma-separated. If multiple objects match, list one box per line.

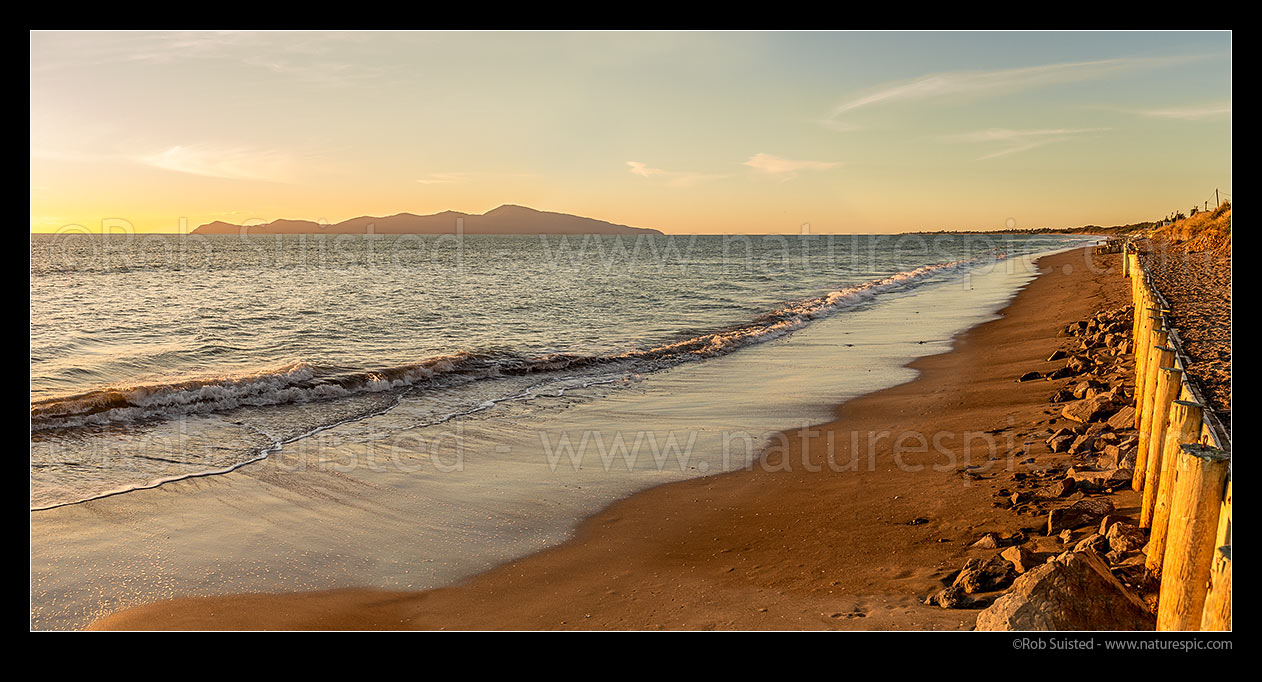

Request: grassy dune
left=1146, top=203, right=1232, bottom=255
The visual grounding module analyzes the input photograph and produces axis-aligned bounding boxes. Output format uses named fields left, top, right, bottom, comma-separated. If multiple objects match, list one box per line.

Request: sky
left=30, top=30, right=1231, bottom=234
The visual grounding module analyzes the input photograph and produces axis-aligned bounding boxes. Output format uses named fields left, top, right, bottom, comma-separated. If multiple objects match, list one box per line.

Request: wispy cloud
left=32, top=31, right=391, bottom=87
left=416, top=172, right=473, bottom=185
left=137, top=144, right=298, bottom=182
left=942, top=128, right=1109, bottom=160
left=1128, top=103, right=1231, bottom=120
left=742, top=153, right=842, bottom=179
left=823, top=55, right=1204, bottom=131
left=626, top=161, right=725, bottom=188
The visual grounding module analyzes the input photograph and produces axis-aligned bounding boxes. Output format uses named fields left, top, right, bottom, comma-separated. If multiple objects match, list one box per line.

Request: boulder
left=999, top=545, right=1042, bottom=574
left=1097, top=515, right=1127, bottom=535
left=1048, top=435, right=1074, bottom=453
left=926, top=585, right=973, bottom=609
left=1106, top=522, right=1147, bottom=554
left=1046, top=366, right=1076, bottom=380
left=1018, top=371, right=1042, bottom=382
left=1068, top=434, right=1096, bottom=455
left=1106, top=406, right=1137, bottom=431
left=952, top=556, right=1016, bottom=594
left=1071, top=380, right=1100, bottom=399
left=1067, top=467, right=1132, bottom=492
left=1046, top=427, right=1073, bottom=441
left=1033, top=478, right=1075, bottom=499
left=971, top=532, right=1002, bottom=550
left=1048, top=497, right=1114, bottom=534
left=974, top=550, right=1154, bottom=630
left=1072, top=532, right=1109, bottom=554
left=1061, top=395, right=1117, bottom=424
left=1049, top=389, right=1073, bottom=403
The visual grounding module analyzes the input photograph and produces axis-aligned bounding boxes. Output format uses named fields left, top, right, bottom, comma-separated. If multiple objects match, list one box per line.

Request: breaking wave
left=31, top=258, right=970, bottom=433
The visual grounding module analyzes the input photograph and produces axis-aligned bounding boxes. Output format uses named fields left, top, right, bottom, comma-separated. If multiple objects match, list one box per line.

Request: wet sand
left=90, top=247, right=1127, bottom=630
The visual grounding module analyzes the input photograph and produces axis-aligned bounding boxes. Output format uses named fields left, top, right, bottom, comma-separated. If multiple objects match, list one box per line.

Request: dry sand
left=91, top=247, right=1131, bottom=630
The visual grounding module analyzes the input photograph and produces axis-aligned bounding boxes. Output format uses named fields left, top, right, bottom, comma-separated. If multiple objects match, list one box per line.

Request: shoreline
left=88, top=246, right=1130, bottom=630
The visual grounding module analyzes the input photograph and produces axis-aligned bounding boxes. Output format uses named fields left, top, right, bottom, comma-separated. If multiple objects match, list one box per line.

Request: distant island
left=192, top=204, right=663, bottom=236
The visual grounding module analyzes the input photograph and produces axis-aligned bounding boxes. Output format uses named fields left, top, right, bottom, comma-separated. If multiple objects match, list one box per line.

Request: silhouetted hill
left=192, top=205, right=663, bottom=235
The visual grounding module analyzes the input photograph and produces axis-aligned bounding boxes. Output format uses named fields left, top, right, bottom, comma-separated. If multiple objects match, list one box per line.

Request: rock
left=1068, top=434, right=1096, bottom=455
left=1017, top=371, right=1042, bottom=382
left=1098, top=445, right=1137, bottom=471
left=1000, top=545, right=1041, bottom=574
left=1046, top=366, right=1076, bottom=380
left=1100, top=444, right=1122, bottom=462
left=1048, top=497, right=1115, bottom=534
left=1106, top=406, right=1137, bottom=431
left=1061, top=395, right=1117, bottom=424
left=1049, top=389, right=1073, bottom=403
left=926, top=585, right=973, bottom=608
left=1033, top=478, right=1075, bottom=499
left=928, top=586, right=964, bottom=606
left=1098, top=515, right=1125, bottom=535
left=1084, top=422, right=1111, bottom=437
left=975, top=550, right=1154, bottom=630
left=971, top=532, right=1002, bottom=549
left=1047, top=349, right=1068, bottom=361
left=1106, top=522, right=1147, bottom=554
left=1073, top=532, right=1109, bottom=554
left=907, top=517, right=929, bottom=526
left=1071, top=380, right=1101, bottom=399
left=953, top=556, right=1016, bottom=594
left=1068, top=467, right=1133, bottom=492
left=1048, top=435, right=1074, bottom=453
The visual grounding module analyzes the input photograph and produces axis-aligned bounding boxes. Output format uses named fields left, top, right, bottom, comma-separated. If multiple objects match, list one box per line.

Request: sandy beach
left=85, top=246, right=1131, bottom=630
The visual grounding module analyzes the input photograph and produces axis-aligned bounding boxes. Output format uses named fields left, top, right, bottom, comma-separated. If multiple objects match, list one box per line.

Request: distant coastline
left=191, top=204, right=663, bottom=236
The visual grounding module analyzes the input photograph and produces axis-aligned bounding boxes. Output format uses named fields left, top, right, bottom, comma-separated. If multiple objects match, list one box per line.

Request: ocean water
left=30, top=232, right=1098, bottom=629
left=30, top=233, right=1085, bottom=512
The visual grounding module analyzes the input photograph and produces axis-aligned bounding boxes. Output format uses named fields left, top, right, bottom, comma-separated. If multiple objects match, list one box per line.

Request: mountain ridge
left=191, top=205, right=663, bottom=235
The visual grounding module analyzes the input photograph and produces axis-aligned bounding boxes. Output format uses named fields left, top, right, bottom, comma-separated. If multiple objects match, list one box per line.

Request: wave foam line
left=31, top=259, right=972, bottom=433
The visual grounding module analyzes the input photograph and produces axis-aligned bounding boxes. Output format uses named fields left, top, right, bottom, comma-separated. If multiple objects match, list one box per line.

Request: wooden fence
left=1122, top=244, right=1231, bottom=631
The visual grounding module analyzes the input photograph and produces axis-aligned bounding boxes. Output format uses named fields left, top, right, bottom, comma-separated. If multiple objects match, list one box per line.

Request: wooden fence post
left=1140, top=366, right=1183, bottom=526
left=1145, top=400, right=1205, bottom=573
left=1199, top=546, right=1231, bottom=631
left=1133, top=308, right=1162, bottom=429
left=1156, top=443, right=1230, bottom=631
left=1134, top=342, right=1174, bottom=492
left=1200, top=479, right=1231, bottom=630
